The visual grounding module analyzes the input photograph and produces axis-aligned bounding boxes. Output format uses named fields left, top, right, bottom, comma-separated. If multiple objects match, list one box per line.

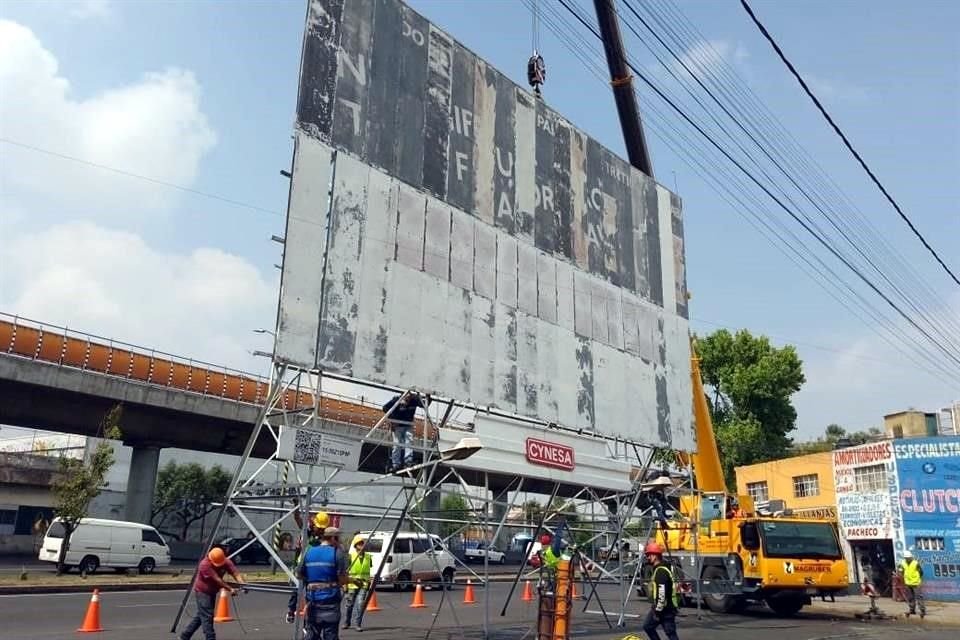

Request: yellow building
left=884, top=410, right=938, bottom=439
left=734, top=451, right=837, bottom=519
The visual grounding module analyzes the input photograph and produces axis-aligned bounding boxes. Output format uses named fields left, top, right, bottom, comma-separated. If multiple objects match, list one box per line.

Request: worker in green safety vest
left=343, top=537, right=373, bottom=631
left=537, top=532, right=563, bottom=594
left=900, top=550, right=926, bottom=619
left=642, top=542, right=680, bottom=640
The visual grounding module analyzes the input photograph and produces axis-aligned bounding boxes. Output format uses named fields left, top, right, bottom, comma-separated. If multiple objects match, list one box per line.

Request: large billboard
left=275, top=0, right=693, bottom=448
left=895, top=437, right=960, bottom=601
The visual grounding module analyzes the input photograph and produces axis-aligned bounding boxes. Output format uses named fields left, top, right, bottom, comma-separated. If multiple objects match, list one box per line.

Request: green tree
left=152, top=462, right=231, bottom=541
left=696, top=329, right=805, bottom=488
left=793, top=424, right=883, bottom=455
left=438, top=493, right=473, bottom=539
left=52, top=405, right=123, bottom=574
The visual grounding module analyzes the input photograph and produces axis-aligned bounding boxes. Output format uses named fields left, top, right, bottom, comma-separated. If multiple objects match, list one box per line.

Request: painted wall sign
left=833, top=441, right=900, bottom=541
left=525, top=437, right=575, bottom=471
left=275, top=0, right=694, bottom=448
left=895, top=436, right=960, bottom=601
left=792, top=506, right=838, bottom=520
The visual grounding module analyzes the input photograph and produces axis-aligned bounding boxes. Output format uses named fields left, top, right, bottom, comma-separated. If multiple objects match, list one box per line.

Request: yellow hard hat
left=312, top=511, right=330, bottom=530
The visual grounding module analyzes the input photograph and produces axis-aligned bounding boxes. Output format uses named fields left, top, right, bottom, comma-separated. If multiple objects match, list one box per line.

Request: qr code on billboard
left=293, top=429, right=323, bottom=464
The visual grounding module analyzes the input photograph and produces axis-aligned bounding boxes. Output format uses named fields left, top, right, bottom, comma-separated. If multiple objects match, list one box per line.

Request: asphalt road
left=0, top=582, right=952, bottom=640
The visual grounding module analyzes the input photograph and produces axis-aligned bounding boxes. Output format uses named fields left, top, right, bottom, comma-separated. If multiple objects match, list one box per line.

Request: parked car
left=38, top=517, right=171, bottom=575
left=464, top=543, right=506, bottom=564
left=352, top=531, right=456, bottom=591
left=218, top=537, right=272, bottom=565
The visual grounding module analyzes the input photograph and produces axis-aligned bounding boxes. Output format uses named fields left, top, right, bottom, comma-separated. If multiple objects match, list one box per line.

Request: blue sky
left=1, top=0, right=957, bottom=441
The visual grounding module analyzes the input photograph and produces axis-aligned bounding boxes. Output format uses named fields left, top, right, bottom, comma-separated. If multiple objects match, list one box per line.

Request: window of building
left=915, top=537, right=945, bottom=551
left=792, top=474, right=820, bottom=498
left=746, top=481, right=769, bottom=503
left=0, top=509, right=16, bottom=536
left=893, top=425, right=904, bottom=439
left=854, top=464, right=887, bottom=492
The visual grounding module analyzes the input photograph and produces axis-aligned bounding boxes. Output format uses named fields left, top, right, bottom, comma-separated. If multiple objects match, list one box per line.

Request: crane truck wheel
left=701, top=566, right=745, bottom=614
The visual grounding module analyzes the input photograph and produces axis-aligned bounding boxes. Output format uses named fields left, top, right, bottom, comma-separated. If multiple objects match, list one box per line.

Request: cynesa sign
left=525, top=438, right=575, bottom=471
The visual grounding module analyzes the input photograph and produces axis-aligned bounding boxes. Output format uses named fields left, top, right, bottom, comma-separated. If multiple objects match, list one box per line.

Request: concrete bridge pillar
left=125, top=445, right=161, bottom=524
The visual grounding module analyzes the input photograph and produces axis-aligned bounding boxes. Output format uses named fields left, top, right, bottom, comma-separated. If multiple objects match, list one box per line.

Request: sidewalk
left=807, top=595, right=960, bottom=626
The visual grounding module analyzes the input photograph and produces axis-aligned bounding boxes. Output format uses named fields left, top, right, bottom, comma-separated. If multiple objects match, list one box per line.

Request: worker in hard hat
left=641, top=542, right=679, bottom=640
left=537, top=531, right=563, bottom=594
left=179, top=547, right=244, bottom=640
left=343, top=537, right=373, bottom=631
left=285, top=507, right=330, bottom=624
left=382, top=392, right=430, bottom=473
left=301, top=526, right=355, bottom=639
left=900, top=549, right=926, bottom=618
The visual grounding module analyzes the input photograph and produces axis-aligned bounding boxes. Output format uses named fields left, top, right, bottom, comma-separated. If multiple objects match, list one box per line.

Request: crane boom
left=689, top=350, right=726, bottom=492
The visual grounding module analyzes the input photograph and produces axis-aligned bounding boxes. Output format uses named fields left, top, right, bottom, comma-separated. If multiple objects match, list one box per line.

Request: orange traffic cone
left=463, top=579, right=476, bottom=605
left=409, top=580, right=427, bottom=608
left=365, top=590, right=382, bottom=612
left=522, top=580, right=534, bottom=602
left=77, top=588, right=104, bottom=633
left=571, top=578, right=581, bottom=600
left=213, top=588, right=234, bottom=623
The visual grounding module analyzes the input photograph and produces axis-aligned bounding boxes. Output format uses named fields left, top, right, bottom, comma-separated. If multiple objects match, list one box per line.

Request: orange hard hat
left=208, top=547, right=227, bottom=567
left=644, top=542, right=664, bottom=556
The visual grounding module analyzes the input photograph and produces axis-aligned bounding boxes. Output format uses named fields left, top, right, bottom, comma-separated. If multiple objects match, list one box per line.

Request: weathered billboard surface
left=276, top=0, right=693, bottom=448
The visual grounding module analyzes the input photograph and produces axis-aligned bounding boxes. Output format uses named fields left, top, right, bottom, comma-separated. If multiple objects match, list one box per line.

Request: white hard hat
left=903, top=550, right=913, bottom=559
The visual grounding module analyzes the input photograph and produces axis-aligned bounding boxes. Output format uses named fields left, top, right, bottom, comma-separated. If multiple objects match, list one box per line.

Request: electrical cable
left=533, top=0, right=960, bottom=386
left=554, top=0, right=960, bottom=369
left=739, top=0, right=960, bottom=288
left=612, top=0, right=960, bottom=355
left=639, top=0, right=960, bottom=346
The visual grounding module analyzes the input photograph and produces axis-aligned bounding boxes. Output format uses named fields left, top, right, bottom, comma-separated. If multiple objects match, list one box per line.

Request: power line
left=738, top=0, right=960, bottom=288
left=0, top=137, right=283, bottom=217
left=554, top=0, right=960, bottom=370
left=532, top=0, right=960, bottom=386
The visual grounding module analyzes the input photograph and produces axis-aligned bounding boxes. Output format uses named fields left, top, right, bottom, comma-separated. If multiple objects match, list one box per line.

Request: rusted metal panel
left=331, top=0, right=373, bottom=154
left=449, top=207, right=474, bottom=290
left=514, top=90, right=537, bottom=244
left=287, top=0, right=694, bottom=449
left=572, top=270, right=592, bottom=339
left=352, top=168, right=397, bottom=379
left=317, top=153, right=370, bottom=374
left=276, top=134, right=334, bottom=367
left=496, top=233, right=518, bottom=308
left=516, top=311, right=539, bottom=416
left=422, top=23, right=453, bottom=199
left=297, top=0, right=343, bottom=140
left=555, top=260, right=575, bottom=333
left=423, top=196, right=450, bottom=279
left=395, top=182, right=425, bottom=270
left=656, top=185, right=676, bottom=313
left=537, top=252, right=558, bottom=325
left=473, top=222, right=496, bottom=299
left=517, top=242, right=539, bottom=318
left=671, top=193, right=688, bottom=319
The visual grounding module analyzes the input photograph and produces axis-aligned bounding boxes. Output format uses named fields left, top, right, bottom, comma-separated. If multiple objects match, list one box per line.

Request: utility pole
left=592, top=0, right=654, bottom=178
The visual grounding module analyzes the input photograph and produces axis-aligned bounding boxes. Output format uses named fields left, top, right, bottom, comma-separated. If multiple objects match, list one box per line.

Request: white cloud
left=69, top=0, right=112, bottom=20
left=793, top=295, right=960, bottom=438
left=0, top=19, right=216, bottom=216
left=672, top=39, right=749, bottom=82
left=803, top=72, right=870, bottom=104
left=0, top=221, right=277, bottom=371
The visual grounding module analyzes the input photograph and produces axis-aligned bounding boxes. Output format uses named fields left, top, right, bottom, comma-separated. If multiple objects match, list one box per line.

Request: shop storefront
left=895, top=437, right=960, bottom=602
left=833, top=441, right=902, bottom=592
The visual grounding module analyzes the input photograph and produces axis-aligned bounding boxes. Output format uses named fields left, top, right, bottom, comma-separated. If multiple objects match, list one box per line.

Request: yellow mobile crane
left=649, top=352, right=848, bottom=616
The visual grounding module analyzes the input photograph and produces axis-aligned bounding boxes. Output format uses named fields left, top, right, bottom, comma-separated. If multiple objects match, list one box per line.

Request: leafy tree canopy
left=792, top=423, right=883, bottom=455
left=696, top=329, right=805, bottom=488
left=152, top=461, right=230, bottom=541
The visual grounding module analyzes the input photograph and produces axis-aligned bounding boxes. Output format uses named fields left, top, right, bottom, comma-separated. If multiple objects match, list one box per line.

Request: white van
left=38, top=517, right=171, bottom=574
left=352, top=531, right=456, bottom=591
